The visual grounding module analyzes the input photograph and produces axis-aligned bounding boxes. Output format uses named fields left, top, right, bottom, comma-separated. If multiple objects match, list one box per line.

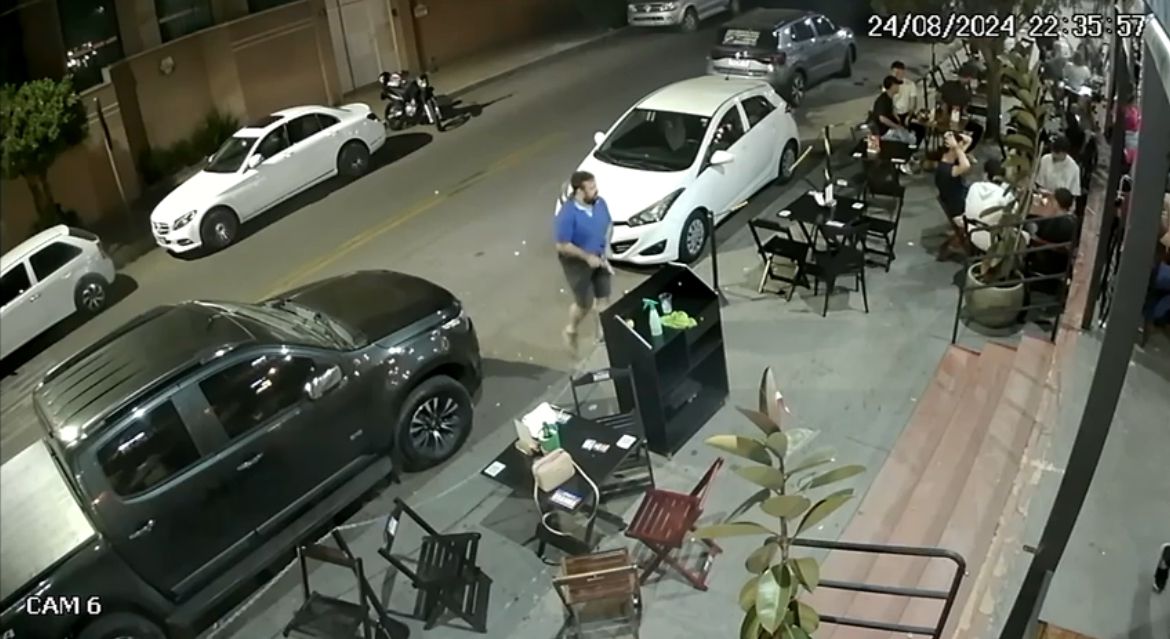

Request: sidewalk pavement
left=206, top=143, right=1039, bottom=637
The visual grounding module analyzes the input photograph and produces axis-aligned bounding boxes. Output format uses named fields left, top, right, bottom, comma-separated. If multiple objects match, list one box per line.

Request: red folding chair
left=623, top=457, right=724, bottom=591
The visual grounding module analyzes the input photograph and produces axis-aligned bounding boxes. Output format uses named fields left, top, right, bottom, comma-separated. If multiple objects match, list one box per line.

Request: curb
left=446, top=27, right=631, bottom=100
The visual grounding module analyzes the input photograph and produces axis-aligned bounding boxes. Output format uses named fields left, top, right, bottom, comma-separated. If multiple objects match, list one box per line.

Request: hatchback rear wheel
left=74, top=275, right=109, bottom=315
left=679, top=7, right=699, bottom=32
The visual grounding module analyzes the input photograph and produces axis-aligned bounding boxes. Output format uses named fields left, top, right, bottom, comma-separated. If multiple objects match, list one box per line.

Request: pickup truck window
left=98, top=401, right=200, bottom=496
left=199, top=354, right=317, bottom=439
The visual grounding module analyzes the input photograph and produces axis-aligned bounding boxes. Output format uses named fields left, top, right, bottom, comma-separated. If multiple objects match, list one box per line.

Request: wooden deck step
left=829, top=342, right=1018, bottom=639
left=812, top=346, right=981, bottom=633
left=1039, top=622, right=1100, bottom=639
left=901, top=336, right=1055, bottom=633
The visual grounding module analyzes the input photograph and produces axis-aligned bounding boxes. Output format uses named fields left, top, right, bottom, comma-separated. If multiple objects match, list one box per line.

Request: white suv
left=1, top=226, right=116, bottom=360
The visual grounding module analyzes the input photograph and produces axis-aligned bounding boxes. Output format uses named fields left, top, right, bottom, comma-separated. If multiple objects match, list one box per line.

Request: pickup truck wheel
left=78, top=612, right=165, bottom=639
left=396, top=375, right=472, bottom=470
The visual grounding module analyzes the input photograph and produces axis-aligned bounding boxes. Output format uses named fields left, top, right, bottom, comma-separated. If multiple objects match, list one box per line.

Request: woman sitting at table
left=934, top=131, right=974, bottom=259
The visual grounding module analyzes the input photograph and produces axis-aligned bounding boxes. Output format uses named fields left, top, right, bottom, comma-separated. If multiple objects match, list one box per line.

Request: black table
left=850, top=138, right=917, bottom=164
left=480, top=414, right=638, bottom=556
left=776, top=192, right=865, bottom=249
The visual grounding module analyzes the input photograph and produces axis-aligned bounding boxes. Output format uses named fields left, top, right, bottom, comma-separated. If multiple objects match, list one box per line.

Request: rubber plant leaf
left=735, top=465, right=787, bottom=492
left=740, top=607, right=762, bottom=639
left=795, top=601, right=821, bottom=634
left=737, top=407, right=781, bottom=438
left=739, top=577, right=759, bottom=612
left=745, top=540, right=780, bottom=574
left=790, top=556, right=820, bottom=592
left=728, top=487, right=773, bottom=521
left=760, top=495, right=811, bottom=519
left=805, top=465, right=866, bottom=490
left=787, top=447, right=835, bottom=475
left=706, top=434, right=772, bottom=466
left=694, top=521, right=773, bottom=539
left=1012, top=109, right=1039, bottom=134
left=756, top=564, right=792, bottom=634
left=1003, top=133, right=1035, bottom=152
left=783, top=428, right=818, bottom=457
left=796, top=489, right=854, bottom=535
left=766, top=431, right=789, bottom=459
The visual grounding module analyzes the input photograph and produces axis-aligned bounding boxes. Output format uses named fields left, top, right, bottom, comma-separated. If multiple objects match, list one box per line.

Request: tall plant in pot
left=695, top=368, right=865, bottom=638
left=965, top=48, right=1051, bottom=328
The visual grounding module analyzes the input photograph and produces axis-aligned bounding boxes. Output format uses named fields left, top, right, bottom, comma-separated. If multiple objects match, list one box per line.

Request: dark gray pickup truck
left=0, top=270, right=482, bottom=639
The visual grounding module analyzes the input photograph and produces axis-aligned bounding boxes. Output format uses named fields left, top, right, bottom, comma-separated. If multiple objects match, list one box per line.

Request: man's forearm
left=557, top=242, right=594, bottom=262
left=879, top=115, right=901, bottom=129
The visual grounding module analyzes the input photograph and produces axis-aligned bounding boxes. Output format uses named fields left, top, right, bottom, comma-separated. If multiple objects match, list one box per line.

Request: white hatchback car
left=150, top=104, right=387, bottom=254
left=559, top=76, right=800, bottom=264
left=1, top=226, right=116, bottom=360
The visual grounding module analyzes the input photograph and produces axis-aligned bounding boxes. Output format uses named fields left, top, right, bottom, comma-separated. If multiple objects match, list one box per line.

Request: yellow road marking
left=263, top=131, right=564, bottom=298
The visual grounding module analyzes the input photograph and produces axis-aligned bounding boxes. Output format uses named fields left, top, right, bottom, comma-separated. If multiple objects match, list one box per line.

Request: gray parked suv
left=707, top=9, right=856, bottom=106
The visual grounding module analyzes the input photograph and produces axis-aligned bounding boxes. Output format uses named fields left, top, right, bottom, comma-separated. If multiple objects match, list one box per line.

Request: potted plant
left=695, top=368, right=865, bottom=638
left=964, top=49, right=1051, bottom=328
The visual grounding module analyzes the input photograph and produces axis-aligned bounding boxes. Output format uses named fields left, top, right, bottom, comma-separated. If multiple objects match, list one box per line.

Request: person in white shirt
left=890, top=60, right=925, bottom=145
left=1063, top=53, right=1092, bottom=91
left=1035, top=136, right=1082, bottom=196
left=964, top=159, right=1025, bottom=251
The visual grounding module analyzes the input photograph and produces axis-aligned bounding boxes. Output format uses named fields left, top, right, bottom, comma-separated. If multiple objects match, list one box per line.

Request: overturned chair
left=553, top=549, right=642, bottom=639
left=378, top=498, right=492, bottom=633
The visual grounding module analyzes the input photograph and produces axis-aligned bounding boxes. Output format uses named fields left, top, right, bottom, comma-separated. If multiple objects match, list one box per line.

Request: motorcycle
left=378, top=71, right=445, bottom=132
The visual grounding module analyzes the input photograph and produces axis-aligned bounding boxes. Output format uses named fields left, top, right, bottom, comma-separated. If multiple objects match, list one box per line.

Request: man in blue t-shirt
left=554, top=170, right=613, bottom=354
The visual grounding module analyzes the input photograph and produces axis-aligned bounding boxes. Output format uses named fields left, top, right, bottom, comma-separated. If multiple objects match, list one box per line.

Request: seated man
left=1029, top=187, right=1078, bottom=277
left=934, top=131, right=974, bottom=258
left=1144, top=195, right=1170, bottom=338
left=890, top=61, right=926, bottom=145
left=1035, top=136, right=1082, bottom=196
left=872, top=75, right=915, bottom=144
left=963, top=159, right=1019, bottom=252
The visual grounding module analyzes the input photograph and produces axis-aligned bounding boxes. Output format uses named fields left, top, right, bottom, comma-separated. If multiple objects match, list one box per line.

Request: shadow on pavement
left=0, top=274, right=140, bottom=379
left=174, top=133, right=434, bottom=261
left=437, top=93, right=513, bottom=132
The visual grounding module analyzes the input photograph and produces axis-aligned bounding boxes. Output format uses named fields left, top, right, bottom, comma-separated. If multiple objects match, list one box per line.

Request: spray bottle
left=642, top=298, right=663, bottom=338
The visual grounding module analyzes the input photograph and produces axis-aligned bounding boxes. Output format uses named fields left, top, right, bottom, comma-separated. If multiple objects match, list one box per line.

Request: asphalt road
left=0, top=26, right=928, bottom=465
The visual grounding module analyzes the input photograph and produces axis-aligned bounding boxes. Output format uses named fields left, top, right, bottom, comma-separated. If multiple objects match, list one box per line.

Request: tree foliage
left=1, top=76, right=88, bottom=181
left=0, top=76, right=89, bottom=228
left=696, top=368, right=864, bottom=639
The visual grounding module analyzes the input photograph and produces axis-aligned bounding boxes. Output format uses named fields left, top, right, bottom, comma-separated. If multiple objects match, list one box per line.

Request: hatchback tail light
left=770, top=52, right=787, bottom=66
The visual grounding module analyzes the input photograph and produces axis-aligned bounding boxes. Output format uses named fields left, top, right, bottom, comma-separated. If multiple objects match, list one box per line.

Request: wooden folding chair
left=553, top=549, right=642, bottom=638
left=624, top=457, right=724, bottom=591
left=378, top=498, right=492, bottom=633
left=748, top=217, right=810, bottom=299
left=569, top=367, right=656, bottom=498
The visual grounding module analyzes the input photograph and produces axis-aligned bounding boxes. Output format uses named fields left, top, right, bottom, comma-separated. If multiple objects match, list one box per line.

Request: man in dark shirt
left=939, top=64, right=985, bottom=147
left=1030, top=188, right=1079, bottom=279
left=934, top=131, right=973, bottom=259
left=870, top=77, right=903, bottom=136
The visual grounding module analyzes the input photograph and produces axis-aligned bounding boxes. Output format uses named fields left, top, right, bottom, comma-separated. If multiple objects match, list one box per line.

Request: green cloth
left=661, top=311, right=697, bottom=329
left=540, top=422, right=562, bottom=452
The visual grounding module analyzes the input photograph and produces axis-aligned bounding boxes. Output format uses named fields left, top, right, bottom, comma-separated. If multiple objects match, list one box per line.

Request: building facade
left=1, top=0, right=577, bottom=251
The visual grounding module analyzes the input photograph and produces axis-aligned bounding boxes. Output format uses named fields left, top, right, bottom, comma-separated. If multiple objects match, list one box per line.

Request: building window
left=57, top=0, right=124, bottom=91
left=155, top=0, right=213, bottom=43
left=247, top=0, right=299, bottom=13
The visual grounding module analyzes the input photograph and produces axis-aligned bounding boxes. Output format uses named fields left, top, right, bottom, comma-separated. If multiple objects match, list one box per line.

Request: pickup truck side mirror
left=305, top=365, right=343, bottom=400
left=246, top=154, right=263, bottom=170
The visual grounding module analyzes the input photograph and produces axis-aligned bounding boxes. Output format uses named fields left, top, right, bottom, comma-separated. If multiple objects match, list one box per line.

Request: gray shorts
left=559, top=255, right=611, bottom=308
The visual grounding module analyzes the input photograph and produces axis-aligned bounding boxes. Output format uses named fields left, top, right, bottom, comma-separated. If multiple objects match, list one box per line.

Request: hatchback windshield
left=594, top=109, right=709, bottom=172
left=205, top=135, right=257, bottom=173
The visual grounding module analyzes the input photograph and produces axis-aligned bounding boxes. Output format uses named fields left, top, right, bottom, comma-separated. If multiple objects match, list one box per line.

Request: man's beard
left=583, top=193, right=599, bottom=204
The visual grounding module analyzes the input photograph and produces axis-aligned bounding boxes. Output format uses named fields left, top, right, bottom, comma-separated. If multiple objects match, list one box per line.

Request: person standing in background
left=555, top=171, right=613, bottom=355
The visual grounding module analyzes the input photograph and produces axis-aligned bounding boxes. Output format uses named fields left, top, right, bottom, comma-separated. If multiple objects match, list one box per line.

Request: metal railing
left=950, top=213, right=1080, bottom=344
left=793, top=538, right=967, bottom=638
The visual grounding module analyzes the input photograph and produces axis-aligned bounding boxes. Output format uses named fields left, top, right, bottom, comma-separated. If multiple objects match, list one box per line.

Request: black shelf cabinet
left=600, top=264, right=729, bottom=456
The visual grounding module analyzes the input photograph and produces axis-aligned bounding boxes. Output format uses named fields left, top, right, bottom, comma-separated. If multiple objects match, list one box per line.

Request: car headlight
left=663, top=2, right=678, bottom=9
left=627, top=189, right=683, bottom=227
left=172, top=210, right=197, bottom=230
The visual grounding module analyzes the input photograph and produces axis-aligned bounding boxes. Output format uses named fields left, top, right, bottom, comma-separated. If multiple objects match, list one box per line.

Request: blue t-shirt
left=555, top=198, right=611, bottom=257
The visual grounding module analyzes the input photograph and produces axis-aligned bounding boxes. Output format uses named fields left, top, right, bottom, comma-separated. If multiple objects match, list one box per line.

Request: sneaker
left=1155, top=543, right=1169, bottom=593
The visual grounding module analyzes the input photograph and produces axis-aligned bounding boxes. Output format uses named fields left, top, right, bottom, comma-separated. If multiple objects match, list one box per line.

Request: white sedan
left=559, top=76, right=800, bottom=264
left=150, top=104, right=386, bottom=253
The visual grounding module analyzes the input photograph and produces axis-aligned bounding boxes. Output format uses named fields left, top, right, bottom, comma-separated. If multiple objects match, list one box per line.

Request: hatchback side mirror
left=709, top=150, right=736, bottom=166
left=246, top=154, right=263, bottom=170
left=305, top=365, right=343, bottom=400
left=593, top=131, right=606, bottom=146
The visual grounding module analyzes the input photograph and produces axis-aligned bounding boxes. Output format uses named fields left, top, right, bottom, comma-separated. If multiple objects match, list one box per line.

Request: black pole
left=998, top=38, right=1170, bottom=639
left=1082, top=31, right=1131, bottom=330
left=707, top=209, right=728, bottom=306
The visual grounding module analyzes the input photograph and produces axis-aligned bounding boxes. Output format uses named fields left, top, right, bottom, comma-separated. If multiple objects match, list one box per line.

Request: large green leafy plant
left=975, top=49, right=1050, bottom=285
left=0, top=76, right=89, bottom=229
left=695, top=368, right=865, bottom=638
